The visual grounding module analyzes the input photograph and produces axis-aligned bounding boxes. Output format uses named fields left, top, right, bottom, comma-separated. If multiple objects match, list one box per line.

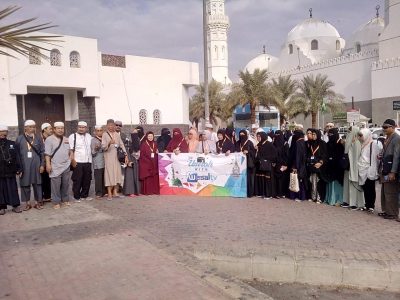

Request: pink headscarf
left=187, top=128, right=199, bottom=153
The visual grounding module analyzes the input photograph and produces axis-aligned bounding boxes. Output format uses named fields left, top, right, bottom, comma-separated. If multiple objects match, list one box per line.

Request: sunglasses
left=382, top=125, right=392, bottom=129
left=115, top=124, right=122, bottom=127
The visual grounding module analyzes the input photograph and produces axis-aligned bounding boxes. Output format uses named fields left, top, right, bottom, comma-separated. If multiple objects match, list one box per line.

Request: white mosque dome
left=287, top=17, right=340, bottom=42
left=349, top=17, right=384, bottom=47
left=244, top=53, right=279, bottom=73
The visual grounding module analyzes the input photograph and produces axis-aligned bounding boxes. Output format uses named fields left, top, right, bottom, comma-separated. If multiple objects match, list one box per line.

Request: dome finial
left=263, top=45, right=266, bottom=54
left=309, top=8, right=313, bottom=18
left=375, top=5, right=380, bottom=18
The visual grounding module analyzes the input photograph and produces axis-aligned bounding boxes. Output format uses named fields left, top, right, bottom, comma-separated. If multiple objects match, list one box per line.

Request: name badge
left=27, top=151, right=32, bottom=158
left=151, top=153, right=155, bottom=158
left=310, top=156, right=315, bottom=160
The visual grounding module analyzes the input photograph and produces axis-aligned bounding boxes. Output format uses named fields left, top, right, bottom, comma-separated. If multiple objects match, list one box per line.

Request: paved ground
left=1, top=189, right=400, bottom=299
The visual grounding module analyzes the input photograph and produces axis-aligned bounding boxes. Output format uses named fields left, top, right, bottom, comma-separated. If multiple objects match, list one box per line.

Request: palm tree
left=189, top=79, right=225, bottom=128
left=268, top=75, right=298, bottom=125
left=289, top=74, right=344, bottom=128
left=226, top=68, right=269, bottom=124
left=0, top=6, right=60, bottom=58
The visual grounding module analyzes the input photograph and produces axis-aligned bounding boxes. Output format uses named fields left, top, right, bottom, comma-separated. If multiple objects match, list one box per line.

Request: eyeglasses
left=382, top=125, right=391, bottom=129
left=115, top=124, right=122, bottom=127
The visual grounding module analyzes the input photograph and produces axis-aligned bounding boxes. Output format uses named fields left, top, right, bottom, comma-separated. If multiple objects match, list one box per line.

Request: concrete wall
left=97, top=55, right=199, bottom=126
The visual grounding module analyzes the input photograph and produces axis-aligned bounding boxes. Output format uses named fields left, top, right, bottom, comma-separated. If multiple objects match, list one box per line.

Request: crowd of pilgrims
left=1, top=118, right=399, bottom=221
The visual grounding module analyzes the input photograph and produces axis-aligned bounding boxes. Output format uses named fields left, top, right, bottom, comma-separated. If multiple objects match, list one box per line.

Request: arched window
left=336, top=40, right=340, bottom=51
left=29, top=47, right=41, bottom=65
left=139, top=109, right=147, bottom=125
left=153, top=109, right=161, bottom=125
left=208, top=47, right=211, bottom=63
left=70, top=51, right=80, bottom=68
left=288, top=44, right=293, bottom=54
left=355, top=43, right=361, bottom=53
left=50, top=49, right=61, bottom=66
left=311, top=39, right=318, bottom=50
left=214, top=45, right=218, bottom=59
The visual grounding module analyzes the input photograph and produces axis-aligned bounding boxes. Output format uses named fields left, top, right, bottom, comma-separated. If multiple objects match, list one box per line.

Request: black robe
left=326, top=129, right=345, bottom=184
left=236, top=130, right=256, bottom=197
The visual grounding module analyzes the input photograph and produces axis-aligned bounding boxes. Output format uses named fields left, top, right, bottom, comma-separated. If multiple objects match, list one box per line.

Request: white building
left=244, top=0, right=400, bottom=127
left=0, top=34, right=199, bottom=138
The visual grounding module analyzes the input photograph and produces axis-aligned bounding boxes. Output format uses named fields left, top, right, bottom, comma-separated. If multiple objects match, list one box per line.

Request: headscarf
left=238, top=129, right=248, bottom=145
left=359, top=128, right=372, bottom=149
left=256, top=131, right=268, bottom=146
left=273, top=130, right=285, bottom=149
left=135, top=126, right=144, bottom=140
left=156, top=128, right=172, bottom=152
left=225, top=128, right=235, bottom=143
left=166, top=128, right=189, bottom=152
left=187, top=128, right=199, bottom=153
left=139, top=132, right=158, bottom=179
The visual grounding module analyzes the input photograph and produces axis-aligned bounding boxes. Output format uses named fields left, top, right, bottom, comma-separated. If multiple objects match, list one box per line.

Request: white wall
left=0, top=55, right=18, bottom=125
left=380, top=0, right=400, bottom=60
left=7, top=34, right=100, bottom=97
left=97, top=55, right=199, bottom=126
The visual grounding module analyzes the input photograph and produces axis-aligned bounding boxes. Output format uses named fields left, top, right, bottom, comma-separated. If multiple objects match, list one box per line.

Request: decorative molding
left=101, top=54, right=126, bottom=68
left=372, top=56, right=400, bottom=71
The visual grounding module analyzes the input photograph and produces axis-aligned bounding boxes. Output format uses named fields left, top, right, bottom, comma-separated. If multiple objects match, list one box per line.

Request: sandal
left=33, top=203, right=43, bottom=210
left=23, top=204, right=32, bottom=211
left=53, top=204, right=61, bottom=209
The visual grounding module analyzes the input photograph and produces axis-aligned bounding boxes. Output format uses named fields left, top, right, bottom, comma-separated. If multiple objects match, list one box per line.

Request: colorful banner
left=158, top=153, right=247, bottom=197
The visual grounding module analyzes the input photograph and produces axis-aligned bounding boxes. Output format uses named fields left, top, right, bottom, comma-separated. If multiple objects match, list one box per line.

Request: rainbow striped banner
left=158, top=153, right=247, bottom=197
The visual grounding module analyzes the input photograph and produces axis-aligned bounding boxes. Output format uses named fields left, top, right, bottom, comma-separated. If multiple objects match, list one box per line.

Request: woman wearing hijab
left=216, top=128, right=235, bottom=154
left=342, top=126, right=365, bottom=210
left=139, top=132, right=160, bottom=195
left=166, top=128, right=189, bottom=153
left=306, top=129, right=328, bottom=203
left=357, top=128, right=380, bottom=213
left=273, top=130, right=289, bottom=198
left=325, top=128, right=345, bottom=206
left=187, top=128, right=199, bottom=153
left=124, top=128, right=142, bottom=197
left=157, top=128, right=171, bottom=153
left=255, top=131, right=277, bottom=199
left=196, top=130, right=216, bottom=154
left=236, top=130, right=256, bottom=197
left=288, top=130, right=307, bottom=201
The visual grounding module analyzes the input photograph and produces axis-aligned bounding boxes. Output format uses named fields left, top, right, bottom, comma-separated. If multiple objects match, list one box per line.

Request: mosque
left=241, top=0, right=400, bottom=127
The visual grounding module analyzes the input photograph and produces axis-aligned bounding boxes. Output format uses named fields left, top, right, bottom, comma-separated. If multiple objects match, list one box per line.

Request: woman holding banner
left=255, top=131, right=277, bottom=199
left=139, top=132, right=160, bottom=195
left=236, top=130, right=256, bottom=197
left=166, top=128, right=189, bottom=154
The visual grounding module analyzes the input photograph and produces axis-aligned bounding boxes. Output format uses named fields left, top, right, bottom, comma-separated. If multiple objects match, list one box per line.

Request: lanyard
left=240, top=140, right=249, bottom=152
left=217, top=138, right=226, bottom=152
left=146, top=140, right=155, bottom=153
left=26, top=134, right=34, bottom=151
left=310, top=145, right=319, bottom=156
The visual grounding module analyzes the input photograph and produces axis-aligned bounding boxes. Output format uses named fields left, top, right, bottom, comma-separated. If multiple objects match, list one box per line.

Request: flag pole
left=203, top=0, right=210, bottom=124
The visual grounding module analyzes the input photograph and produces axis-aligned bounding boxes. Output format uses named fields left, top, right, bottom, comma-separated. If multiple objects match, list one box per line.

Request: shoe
left=383, top=215, right=397, bottom=220
left=0, top=209, right=5, bottom=215
left=367, top=208, right=374, bottom=213
left=308, top=199, right=313, bottom=202
left=350, top=206, right=358, bottom=210
left=85, top=197, right=93, bottom=201
left=341, top=203, right=350, bottom=208
left=378, top=212, right=387, bottom=217
left=53, top=204, right=61, bottom=209
left=316, top=200, right=322, bottom=204
left=263, top=197, right=272, bottom=200
left=12, top=207, right=22, bottom=213
left=295, top=199, right=302, bottom=202
left=359, top=207, right=366, bottom=211
left=75, top=199, right=81, bottom=203
left=107, top=197, right=113, bottom=201
left=64, top=201, right=71, bottom=206
left=23, top=204, right=32, bottom=211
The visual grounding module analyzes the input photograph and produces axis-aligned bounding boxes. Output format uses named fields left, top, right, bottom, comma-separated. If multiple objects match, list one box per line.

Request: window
left=221, top=46, right=225, bottom=60
left=214, top=45, right=218, bottom=60
left=355, top=43, right=361, bottom=53
left=336, top=40, right=340, bottom=51
left=139, top=109, right=147, bottom=125
left=153, top=109, right=161, bottom=125
left=29, top=47, right=41, bottom=65
left=50, top=49, right=61, bottom=66
left=288, top=44, right=293, bottom=54
left=70, top=51, right=80, bottom=68
left=311, top=40, right=318, bottom=50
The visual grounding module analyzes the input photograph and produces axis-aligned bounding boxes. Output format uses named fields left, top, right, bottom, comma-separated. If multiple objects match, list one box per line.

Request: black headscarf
left=288, top=130, right=307, bottom=180
left=156, top=128, right=171, bottom=153
left=326, top=128, right=344, bottom=183
left=136, top=126, right=144, bottom=140
left=216, top=128, right=235, bottom=154
left=273, top=130, right=285, bottom=149
left=256, top=131, right=277, bottom=162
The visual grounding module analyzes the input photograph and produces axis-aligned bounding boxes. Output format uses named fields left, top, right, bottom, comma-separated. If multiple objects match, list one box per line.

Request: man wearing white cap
left=41, top=123, right=53, bottom=201
left=15, top=120, right=45, bottom=210
left=44, top=121, right=71, bottom=209
left=205, top=123, right=218, bottom=143
left=0, top=125, right=23, bottom=214
left=69, top=121, right=93, bottom=202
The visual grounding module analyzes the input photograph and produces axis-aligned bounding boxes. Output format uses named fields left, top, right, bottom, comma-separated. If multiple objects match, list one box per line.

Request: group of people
left=0, top=118, right=399, bottom=221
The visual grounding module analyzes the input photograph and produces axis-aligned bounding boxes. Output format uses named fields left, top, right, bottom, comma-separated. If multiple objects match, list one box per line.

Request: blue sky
left=2, top=0, right=384, bottom=81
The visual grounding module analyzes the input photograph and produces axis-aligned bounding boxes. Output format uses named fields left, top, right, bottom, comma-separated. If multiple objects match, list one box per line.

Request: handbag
left=107, top=132, right=126, bottom=163
left=259, top=159, right=272, bottom=172
left=289, top=171, right=300, bottom=193
left=339, top=153, right=350, bottom=170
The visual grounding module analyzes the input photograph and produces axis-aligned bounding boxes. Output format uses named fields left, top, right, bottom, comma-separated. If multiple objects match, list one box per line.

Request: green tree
left=0, top=6, right=60, bottom=58
left=226, top=68, right=269, bottom=124
left=189, top=79, right=225, bottom=128
left=268, top=75, right=298, bottom=125
left=289, top=74, right=344, bottom=128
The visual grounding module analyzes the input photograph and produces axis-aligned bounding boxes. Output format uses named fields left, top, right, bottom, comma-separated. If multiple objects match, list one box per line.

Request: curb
left=194, top=251, right=400, bottom=292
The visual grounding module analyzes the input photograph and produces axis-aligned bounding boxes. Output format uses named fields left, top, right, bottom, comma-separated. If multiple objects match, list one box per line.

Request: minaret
left=206, top=0, right=231, bottom=85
